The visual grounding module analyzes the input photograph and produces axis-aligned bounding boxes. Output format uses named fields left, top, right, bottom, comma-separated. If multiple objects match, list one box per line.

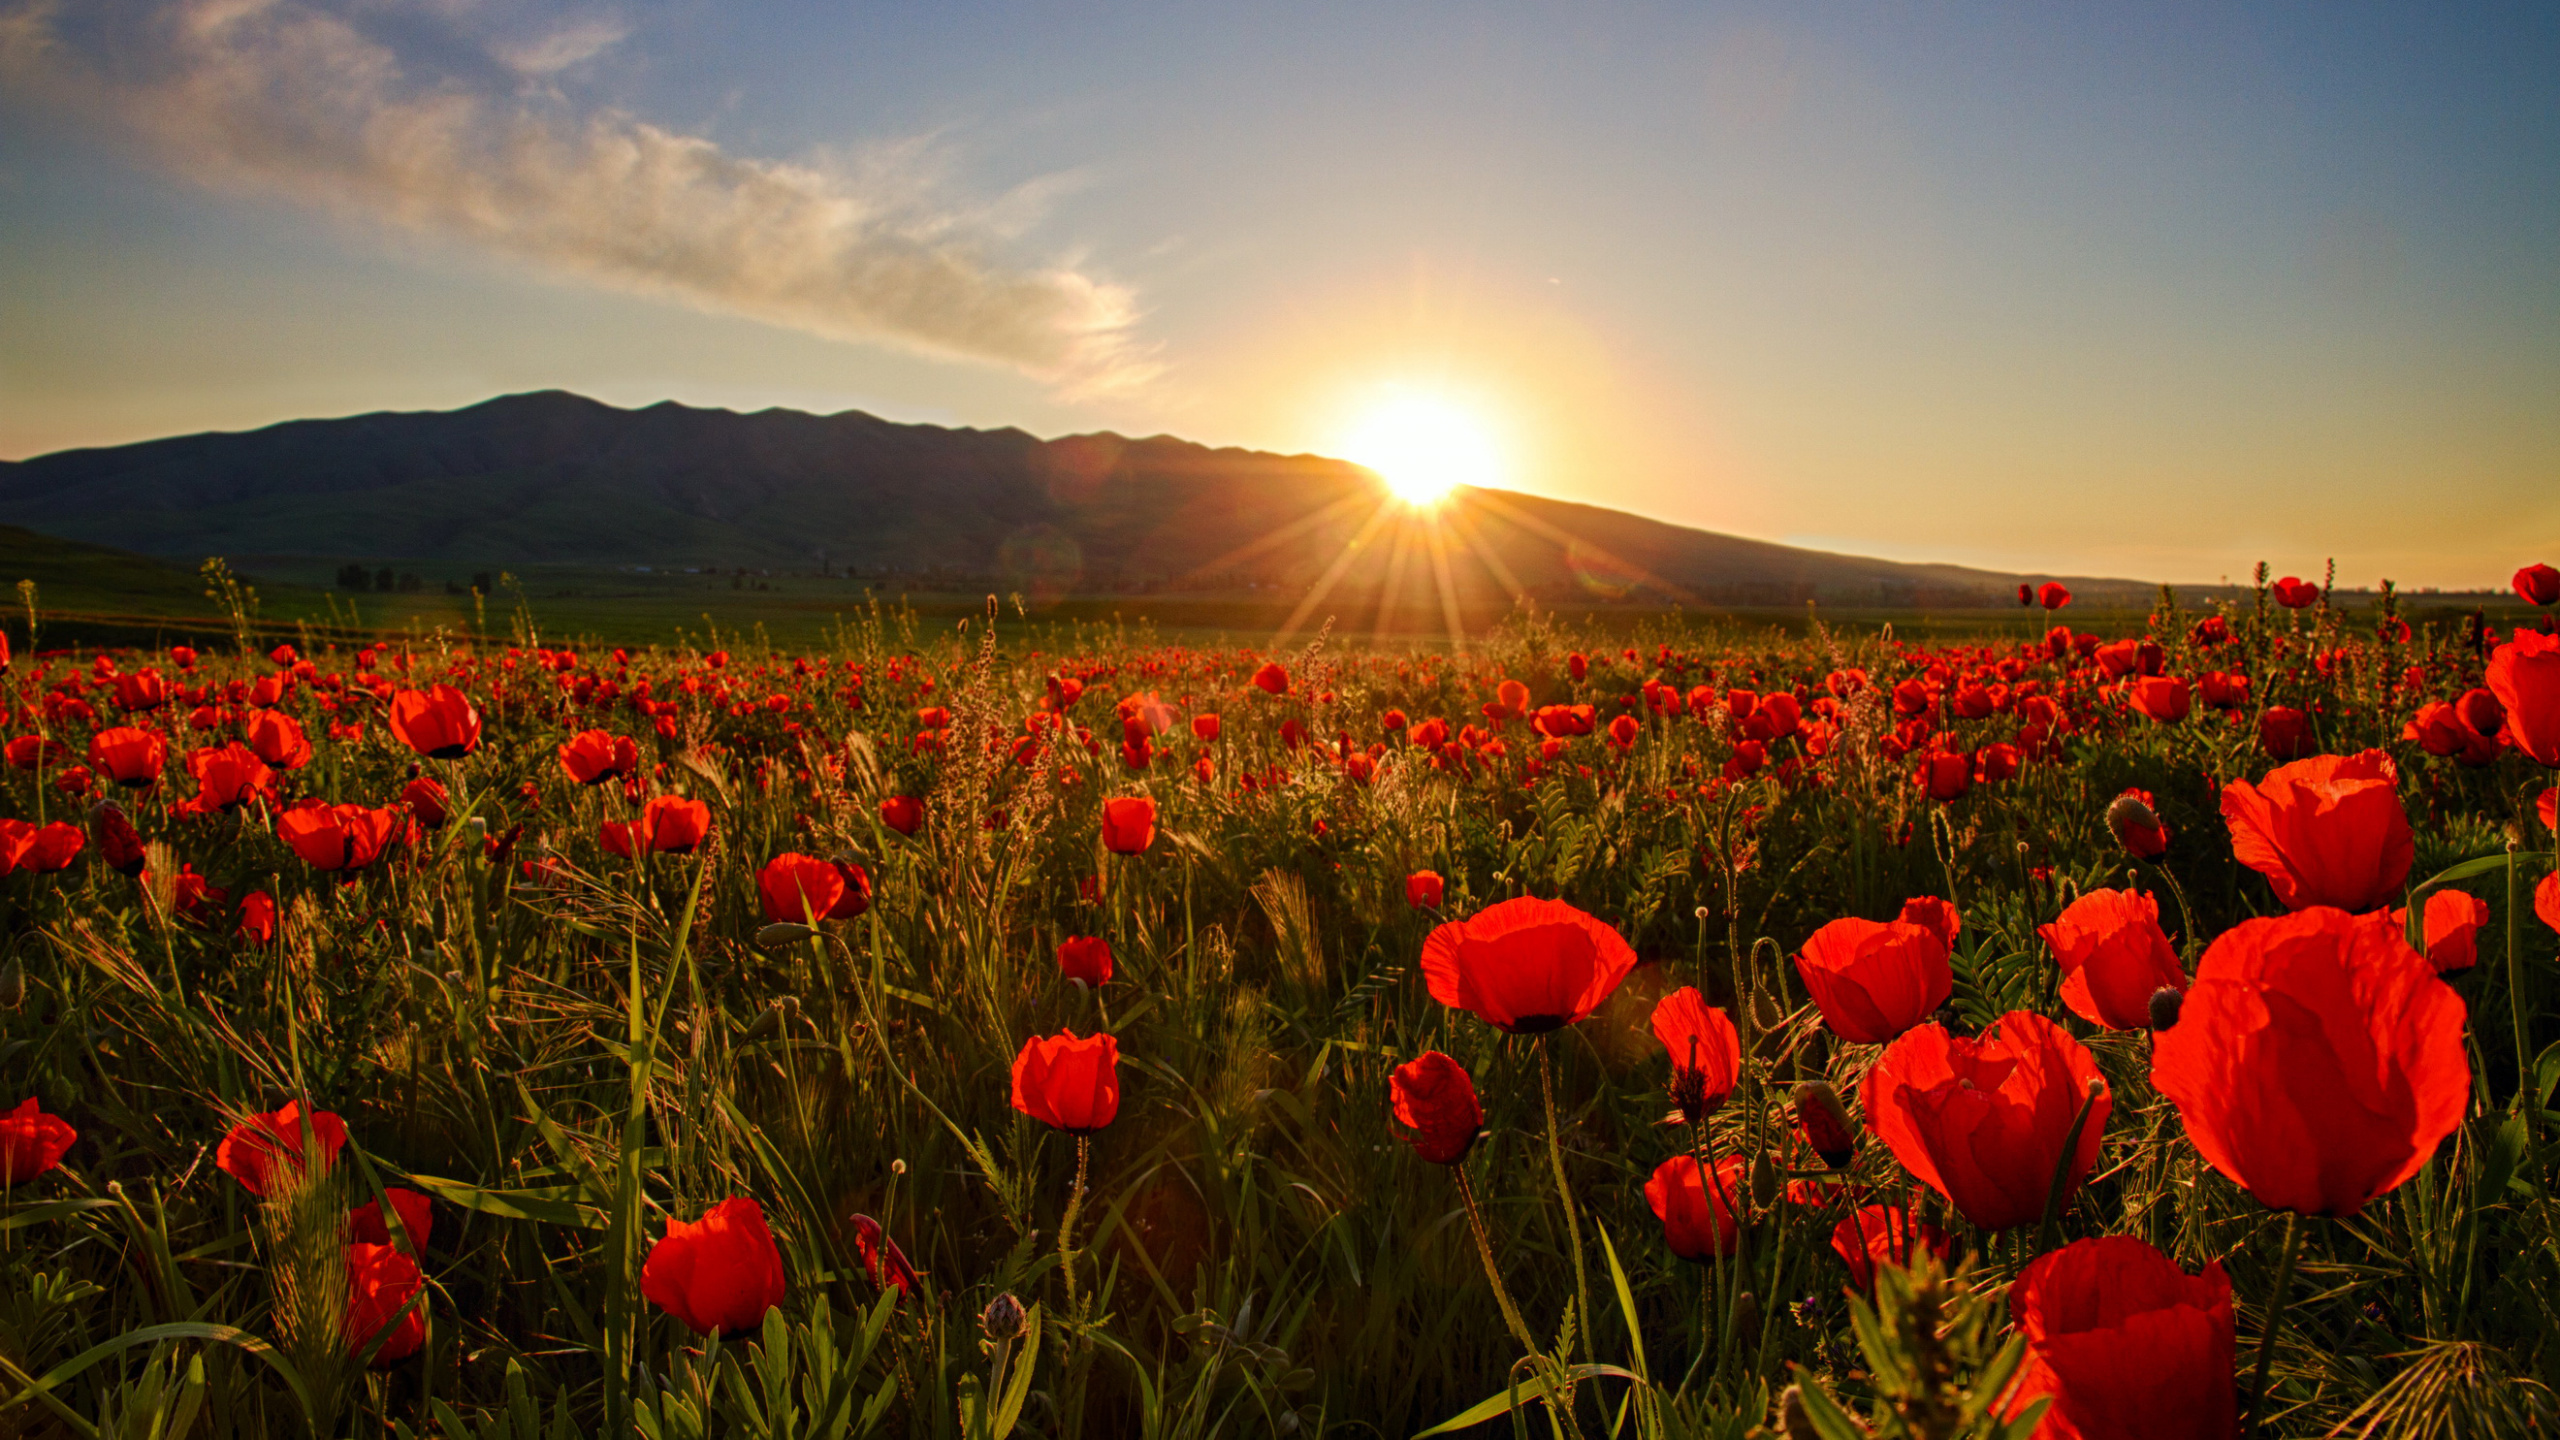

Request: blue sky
left=2, top=1, right=2553, bottom=586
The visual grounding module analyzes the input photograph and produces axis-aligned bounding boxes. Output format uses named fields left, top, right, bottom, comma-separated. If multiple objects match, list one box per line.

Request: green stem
left=1538, top=1046, right=1596, bottom=1393
left=1059, top=1135, right=1090, bottom=1317
left=1453, top=1166, right=1540, bottom=1356
left=2239, top=1211, right=2304, bottom=1440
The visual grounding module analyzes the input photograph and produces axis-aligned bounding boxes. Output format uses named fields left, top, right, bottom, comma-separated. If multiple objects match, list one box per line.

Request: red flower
left=1793, top=917, right=1952, bottom=1046
left=2385, top=889, right=2489, bottom=975
left=880, top=795, right=924, bottom=837
left=2540, top=872, right=2560, bottom=936
left=851, top=1213, right=922, bottom=1299
left=1864, top=1011, right=2110, bottom=1231
left=2105, top=789, right=2171, bottom=859
left=1100, top=796, right=1157, bottom=855
left=1419, top=896, right=1639, bottom=1034
left=1389, top=1051, right=1484, bottom=1165
left=641, top=1197, right=787, bottom=1336
left=2257, top=705, right=2314, bottom=759
left=10, top=822, right=84, bottom=874
left=2038, top=888, right=2184, bottom=1030
left=1057, top=935, right=1114, bottom=987
left=1895, top=896, right=1961, bottom=952
left=558, top=730, right=639, bottom=785
left=2219, top=750, right=2414, bottom=913
left=399, top=776, right=449, bottom=828
left=1252, top=662, right=1290, bottom=696
left=111, top=670, right=169, bottom=713
left=759, top=852, right=845, bottom=922
left=186, top=743, right=274, bottom=810
left=388, top=684, right=482, bottom=760
left=1829, top=1204, right=1956, bottom=1292
left=2272, top=575, right=2320, bottom=608
left=1606, top=713, right=1640, bottom=749
left=2126, top=676, right=2189, bottom=723
left=2488, top=629, right=2560, bottom=768
left=245, top=710, right=312, bottom=770
left=1405, top=870, right=1445, bottom=910
left=2514, top=563, right=2560, bottom=607
left=92, top=802, right=145, bottom=877
left=1009, top=1030, right=1121, bottom=1134
left=0, top=1098, right=76, bottom=1183
left=237, top=891, right=278, bottom=945
left=86, top=726, right=165, bottom=786
left=350, top=1187, right=433, bottom=1249
left=276, top=799, right=403, bottom=872
left=1644, top=1154, right=1748, bottom=1261
left=2005, top=1235, right=2235, bottom=1440
left=5, top=735, right=61, bottom=771
left=344, top=1243, right=427, bottom=1363
left=1920, top=750, right=1971, bottom=802
left=1650, top=986, right=1740, bottom=1115
left=2151, top=908, right=2467, bottom=1217
left=603, top=796, right=712, bottom=856
left=217, top=1100, right=348, bottom=1197
left=2037, top=583, right=2072, bottom=610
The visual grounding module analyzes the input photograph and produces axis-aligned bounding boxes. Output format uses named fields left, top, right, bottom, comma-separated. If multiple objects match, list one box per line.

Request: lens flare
left=1338, top=392, right=1502, bottom=508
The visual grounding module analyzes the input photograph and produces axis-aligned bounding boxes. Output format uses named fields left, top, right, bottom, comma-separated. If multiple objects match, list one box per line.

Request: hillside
left=0, top=390, right=2148, bottom=610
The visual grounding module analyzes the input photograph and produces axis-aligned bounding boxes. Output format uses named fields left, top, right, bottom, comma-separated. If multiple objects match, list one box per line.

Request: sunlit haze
left=1338, top=390, right=1504, bottom=509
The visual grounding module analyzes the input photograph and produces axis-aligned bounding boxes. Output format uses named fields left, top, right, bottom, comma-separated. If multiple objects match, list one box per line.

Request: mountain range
left=0, top=391, right=2146, bottom=610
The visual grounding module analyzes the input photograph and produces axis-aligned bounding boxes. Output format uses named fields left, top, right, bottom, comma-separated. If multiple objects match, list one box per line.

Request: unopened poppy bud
left=1791, top=1080, right=1858, bottom=1168
left=1751, top=989, right=1785, bottom=1036
left=0, top=962, right=20, bottom=1009
left=2105, top=791, right=2171, bottom=860
left=1734, top=1290, right=1760, bottom=1342
left=756, top=922, right=819, bottom=950
left=981, top=1291, right=1026, bottom=1342
left=2148, top=986, right=2183, bottom=1032
left=1778, top=1386, right=1823, bottom=1440
left=1750, top=1151, right=1781, bottom=1208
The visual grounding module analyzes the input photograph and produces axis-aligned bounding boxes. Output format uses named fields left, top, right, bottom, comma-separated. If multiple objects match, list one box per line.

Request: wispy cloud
left=3, top=0, right=1158, bottom=394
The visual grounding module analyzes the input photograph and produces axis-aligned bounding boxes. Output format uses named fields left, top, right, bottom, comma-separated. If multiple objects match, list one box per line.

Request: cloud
left=4, top=0, right=1158, bottom=394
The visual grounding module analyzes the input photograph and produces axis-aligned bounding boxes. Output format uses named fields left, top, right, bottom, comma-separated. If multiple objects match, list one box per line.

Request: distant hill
left=0, top=391, right=2151, bottom=610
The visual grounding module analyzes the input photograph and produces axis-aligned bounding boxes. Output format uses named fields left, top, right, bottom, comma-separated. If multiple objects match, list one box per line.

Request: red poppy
left=12, top=822, right=84, bottom=873
left=1864, top=1011, right=2110, bottom=1232
left=2488, top=629, right=2560, bottom=768
left=1057, top=935, right=1113, bottom=987
left=1794, top=1080, right=1860, bottom=1168
left=603, top=796, right=712, bottom=856
left=2005, top=1235, right=2235, bottom=1440
left=1645, top=1154, right=1748, bottom=1261
left=244, top=710, right=312, bottom=770
left=1009, top=1030, right=1121, bottom=1134
left=92, top=802, right=145, bottom=877
left=237, top=891, right=278, bottom=945
left=186, top=743, right=274, bottom=810
left=1100, top=796, right=1157, bottom=855
left=2257, top=705, right=2314, bottom=760
left=2152, top=908, right=2467, bottom=1217
left=1389, top=1051, right=1483, bottom=1165
left=217, top=1100, right=349, bottom=1197
left=1252, top=662, right=1289, bottom=696
left=351, top=1187, right=433, bottom=1249
left=276, top=799, right=403, bottom=872
left=2104, top=789, right=2170, bottom=859
left=0, top=1098, right=76, bottom=1183
left=2515, top=563, right=2560, bottom=608
left=2038, top=583, right=2071, bottom=610
left=111, top=670, right=169, bottom=713
left=1920, top=750, right=1971, bottom=802
left=1191, top=713, right=1221, bottom=743
left=388, top=684, right=482, bottom=760
left=86, top=726, right=165, bottom=787
left=2540, top=872, right=2560, bottom=936
left=2038, top=888, right=2184, bottom=1030
left=757, top=852, right=845, bottom=922
left=1419, top=896, right=1639, bottom=1034
left=1895, top=896, right=1961, bottom=952
left=880, top=795, right=924, bottom=836
left=2220, top=750, right=2414, bottom=913
left=2385, top=889, right=2489, bottom=975
left=5, top=736, right=61, bottom=771
left=344, top=1243, right=427, bottom=1363
left=558, top=730, right=640, bottom=785
left=2017, top=583, right=2034, bottom=606
left=851, top=1213, right=922, bottom=1299
left=1405, top=870, right=1445, bottom=909
left=1794, top=917, right=1952, bottom=1046
left=2272, top=576, right=2320, bottom=608
left=1829, top=1204, right=1957, bottom=1292
left=641, top=1197, right=787, bottom=1335
left=1650, top=986, right=1740, bottom=1116
left=399, top=776, right=450, bottom=828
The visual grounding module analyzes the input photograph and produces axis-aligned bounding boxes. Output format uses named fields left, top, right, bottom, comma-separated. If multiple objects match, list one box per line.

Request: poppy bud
left=756, top=922, right=819, bottom=950
left=1792, top=1080, right=1858, bottom=1168
left=1750, top=1150, right=1781, bottom=1208
left=2148, top=985, right=2184, bottom=1031
left=1778, top=1385, right=1822, bottom=1440
left=982, top=1291, right=1027, bottom=1342
left=2105, top=790, right=2170, bottom=859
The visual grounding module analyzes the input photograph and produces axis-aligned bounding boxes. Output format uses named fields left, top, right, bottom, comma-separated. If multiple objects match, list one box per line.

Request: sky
left=1, top=1, right=2553, bottom=588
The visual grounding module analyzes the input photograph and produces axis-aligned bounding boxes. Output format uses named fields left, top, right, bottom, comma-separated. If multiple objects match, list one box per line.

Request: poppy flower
left=1829, top=1204, right=1957, bottom=1292
left=1057, top=935, right=1113, bottom=987
left=1100, top=796, right=1157, bottom=855
left=1794, top=917, right=1952, bottom=1046
left=351, top=1187, right=433, bottom=1249
left=1645, top=1154, right=1749, bottom=1261
left=2488, top=629, right=2560, bottom=768
left=880, top=795, right=924, bottom=836
left=640, top=1197, right=787, bottom=1336
left=2257, top=706, right=2314, bottom=760
left=1009, top=1030, right=1121, bottom=1134
left=1252, top=662, right=1289, bottom=696
left=1864, top=1011, right=2110, bottom=1232
left=11, top=822, right=84, bottom=873
left=388, top=684, right=482, bottom=760
left=2126, top=676, right=2190, bottom=723
left=2219, top=750, right=2414, bottom=913
left=399, top=776, right=449, bottom=828
left=603, top=796, right=712, bottom=856
left=2004, top=1235, right=2235, bottom=1440
left=344, top=1243, right=427, bottom=1363
left=2151, top=908, right=2467, bottom=1217
left=186, top=743, right=274, bottom=810
left=5, top=736, right=61, bottom=771
left=1191, top=713, right=1221, bottom=743
left=86, top=726, right=165, bottom=787
left=2515, top=563, right=2560, bottom=608
left=1389, top=1051, right=1483, bottom=1165
left=2540, top=872, right=2560, bottom=936
left=2036, top=582, right=2071, bottom=610
left=1794, top=1080, right=1860, bottom=1168
left=92, top=802, right=145, bottom=877
left=2017, top=583, right=2034, bottom=606
left=2384, top=889, right=2489, bottom=975
left=1895, top=896, right=1961, bottom=952
left=2039, top=889, right=2184, bottom=1030
left=757, top=852, right=866, bottom=924
left=2272, top=576, right=2320, bottom=608
left=237, top=891, right=278, bottom=945
left=1406, top=870, right=1445, bottom=910
left=558, top=730, right=640, bottom=786
left=0, top=1098, right=76, bottom=1183
left=217, top=1100, right=349, bottom=1197
left=276, top=799, right=403, bottom=872
left=851, top=1213, right=922, bottom=1299
left=1650, top=987, right=1740, bottom=1116
left=244, top=710, right=312, bottom=770
left=1419, top=896, right=1639, bottom=1034
left=111, top=670, right=169, bottom=713
left=2104, top=789, right=2170, bottom=859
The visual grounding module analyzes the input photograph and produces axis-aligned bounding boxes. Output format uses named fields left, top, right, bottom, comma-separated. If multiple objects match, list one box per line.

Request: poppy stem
left=1059, top=1135, right=1090, bottom=1318
left=2239, top=1209, right=2303, bottom=1440
left=1537, top=1046, right=1596, bottom=1396
left=2507, top=836, right=2535, bottom=1122
left=1453, top=1166, right=1541, bottom=1356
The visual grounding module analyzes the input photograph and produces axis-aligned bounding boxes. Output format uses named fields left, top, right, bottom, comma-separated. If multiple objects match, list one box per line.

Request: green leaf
left=404, top=1172, right=605, bottom=1230
left=1412, top=1364, right=1643, bottom=1437
left=990, top=1304, right=1043, bottom=1440
left=2410, top=853, right=2512, bottom=895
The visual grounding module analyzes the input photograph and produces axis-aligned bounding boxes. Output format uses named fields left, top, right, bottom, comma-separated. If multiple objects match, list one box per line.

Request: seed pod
left=2148, top=986, right=2184, bottom=1032
left=755, top=922, right=819, bottom=950
left=1791, top=1080, right=1858, bottom=1168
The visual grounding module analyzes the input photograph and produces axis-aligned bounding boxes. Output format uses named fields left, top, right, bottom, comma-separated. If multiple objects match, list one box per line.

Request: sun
left=1337, top=391, right=1503, bottom=508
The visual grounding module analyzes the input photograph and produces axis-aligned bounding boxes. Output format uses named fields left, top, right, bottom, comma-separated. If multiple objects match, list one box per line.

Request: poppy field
left=2, top=569, right=2559, bottom=1440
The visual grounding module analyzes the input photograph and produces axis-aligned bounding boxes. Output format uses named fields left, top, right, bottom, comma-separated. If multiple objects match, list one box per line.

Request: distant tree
left=471, top=571, right=493, bottom=595
left=336, top=563, right=371, bottom=592
left=397, top=572, right=422, bottom=593
left=444, top=579, right=464, bottom=595
left=374, top=566, right=395, bottom=591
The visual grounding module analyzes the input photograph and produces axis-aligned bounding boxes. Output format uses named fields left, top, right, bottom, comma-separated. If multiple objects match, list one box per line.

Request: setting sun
left=1337, top=391, right=1504, bottom=508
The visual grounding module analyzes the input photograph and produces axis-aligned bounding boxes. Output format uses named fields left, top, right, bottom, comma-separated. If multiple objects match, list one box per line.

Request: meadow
left=0, top=568, right=2555, bottom=1439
